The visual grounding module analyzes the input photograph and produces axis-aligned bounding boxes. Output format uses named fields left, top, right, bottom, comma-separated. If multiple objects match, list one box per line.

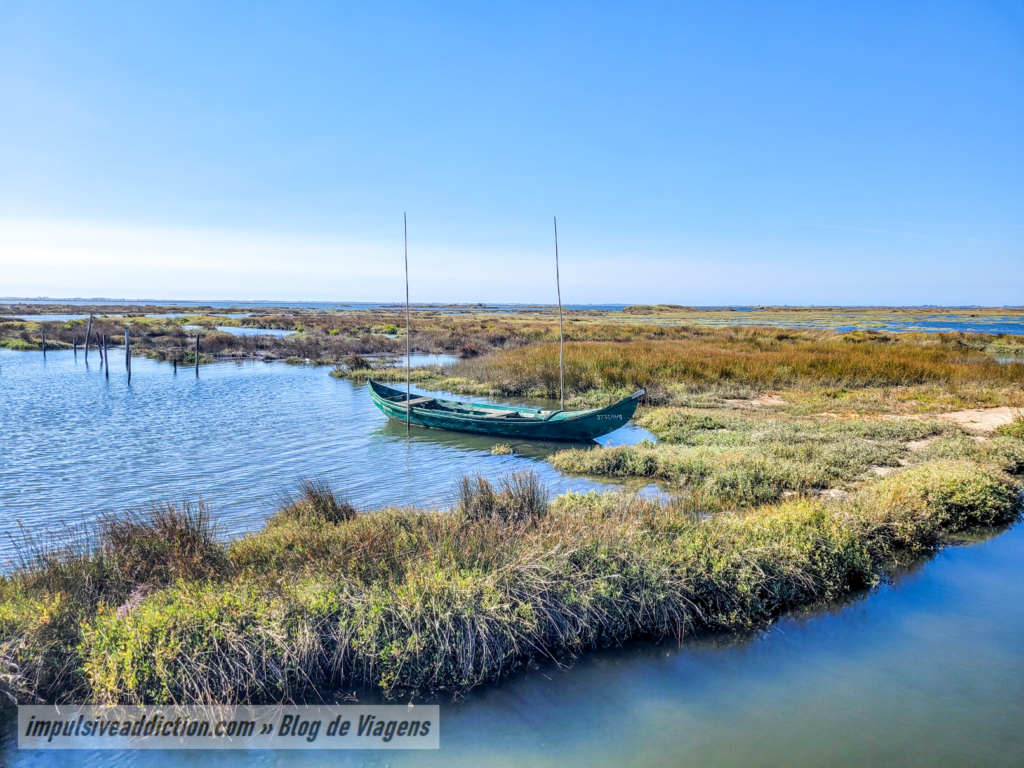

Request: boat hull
left=367, top=380, right=642, bottom=441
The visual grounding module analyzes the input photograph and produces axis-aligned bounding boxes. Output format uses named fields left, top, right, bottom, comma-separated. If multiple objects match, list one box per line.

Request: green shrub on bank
left=995, top=412, right=1024, bottom=439
left=857, top=460, right=1021, bottom=548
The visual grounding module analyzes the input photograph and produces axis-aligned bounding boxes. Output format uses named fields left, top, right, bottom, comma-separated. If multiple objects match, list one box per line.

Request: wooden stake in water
left=125, top=327, right=131, bottom=385
left=553, top=216, right=565, bottom=411
left=404, top=212, right=411, bottom=436
left=41, top=330, right=46, bottom=357
left=195, top=334, right=200, bottom=377
left=84, top=315, right=93, bottom=362
left=103, top=335, right=109, bottom=379
left=73, top=337, right=78, bottom=358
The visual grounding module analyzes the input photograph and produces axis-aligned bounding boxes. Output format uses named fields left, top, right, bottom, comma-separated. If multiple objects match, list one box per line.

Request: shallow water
left=1, top=314, right=125, bottom=323
left=213, top=326, right=296, bottom=338
left=2, top=521, right=1022, bottom=765
left=0, top=349, right=654, bottom=564
left=180, top=326, right=296, bottom=338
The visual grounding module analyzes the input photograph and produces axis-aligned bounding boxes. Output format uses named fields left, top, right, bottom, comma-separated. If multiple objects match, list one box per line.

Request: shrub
left=347, top=354, right=372, bottom=370
left=858, top=460, right=1021, bottom=549
left=995, top=411, right=1024, bottom=439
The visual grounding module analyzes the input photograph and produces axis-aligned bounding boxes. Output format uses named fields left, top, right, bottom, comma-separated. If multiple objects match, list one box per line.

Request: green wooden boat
left=368, top=379, right=645, bottom=441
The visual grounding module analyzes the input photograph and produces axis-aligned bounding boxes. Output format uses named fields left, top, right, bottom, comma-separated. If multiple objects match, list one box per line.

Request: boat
left=368, top=379, right=645, bottom=441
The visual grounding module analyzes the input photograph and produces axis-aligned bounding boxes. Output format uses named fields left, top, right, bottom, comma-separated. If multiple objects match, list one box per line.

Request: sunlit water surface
left=0, top=349, right=652, bottom=563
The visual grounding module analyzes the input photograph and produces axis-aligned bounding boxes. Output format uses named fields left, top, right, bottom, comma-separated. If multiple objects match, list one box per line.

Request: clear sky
left=1, top=1, right=1022, bottom=304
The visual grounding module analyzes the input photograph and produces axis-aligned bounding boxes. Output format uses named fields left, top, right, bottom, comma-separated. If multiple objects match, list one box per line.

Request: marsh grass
left=550, top=408, right=965, bottom=504
left=0, top=500, right=228, bottom=702
left=6, top=310, right=1022, bottom=404
left=272, top=478, right=357, bottom=525
left=0, top=456, right=1020, bottom=705
left=457, top=471, right=548, bottom=524
left=447, top=337, right=1024, bottom=400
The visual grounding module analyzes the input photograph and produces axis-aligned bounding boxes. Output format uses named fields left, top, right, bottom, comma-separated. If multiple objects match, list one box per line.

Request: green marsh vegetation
left=0, top=450, right=1020, bottom=705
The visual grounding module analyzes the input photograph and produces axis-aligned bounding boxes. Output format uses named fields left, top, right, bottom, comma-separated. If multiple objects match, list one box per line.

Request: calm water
left=180, top=326, right=296, bottom=338
left=2, top=521, right=1022, bottom=765
left=0, top=349, right=653, bottom=564
left=1, top=314, right=126, bottom=323
left=214, top=326, right=295, bottom=338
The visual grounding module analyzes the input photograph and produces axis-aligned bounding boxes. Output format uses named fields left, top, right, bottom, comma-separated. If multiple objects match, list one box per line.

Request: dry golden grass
left=447, top=335, right=1024, bottom=400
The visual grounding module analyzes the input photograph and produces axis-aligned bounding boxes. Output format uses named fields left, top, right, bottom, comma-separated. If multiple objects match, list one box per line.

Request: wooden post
left=41, top=330, right=46, bottom=357
left=125, top=327, right=131, bottom=385
left=195, top=334, right=200, bottom=377
left=103, top=335, right=109, bottom=379
left=173, top=357, right=177, bottom=373
left=553, top=216, right=565, bottom=411
left=73, top=337, right=78, bottom=358
left=404, top=212, right=411, bottom=435
left=84, top=314, right=93, bottom=362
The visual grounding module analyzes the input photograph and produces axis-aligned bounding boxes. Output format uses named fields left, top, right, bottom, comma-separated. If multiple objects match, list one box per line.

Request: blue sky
left=1, top=1, right=1022, bottom=304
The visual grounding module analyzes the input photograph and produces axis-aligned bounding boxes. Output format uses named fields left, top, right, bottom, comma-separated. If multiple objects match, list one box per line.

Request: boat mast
left=554, top=216, right=564, bottom=410
left=404, top=212, right=411, bottom=435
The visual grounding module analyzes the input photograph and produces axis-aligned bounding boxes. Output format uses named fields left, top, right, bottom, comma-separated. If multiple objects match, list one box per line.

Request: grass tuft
left=457, top=471, right=549, bottom=524
left=272, top=478, right=357, bottom=525
left=995, top=410, right=1024, bottom=439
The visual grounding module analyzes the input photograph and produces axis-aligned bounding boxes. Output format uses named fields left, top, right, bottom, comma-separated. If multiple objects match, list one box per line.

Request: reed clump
left=271, top=478, right=357, bottom=525
left=457, top=471, right=548, bottom=524
left=0, top=456, right=1020, bottom=705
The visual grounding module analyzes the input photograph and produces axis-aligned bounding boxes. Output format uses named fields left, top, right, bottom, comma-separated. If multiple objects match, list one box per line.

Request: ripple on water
left=0, top=349, right=657, bottom=563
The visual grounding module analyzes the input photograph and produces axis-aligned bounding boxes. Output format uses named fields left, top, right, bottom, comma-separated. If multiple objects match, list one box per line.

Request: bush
left=347, top=354, right=372, bottom=370
left=858, top=460, right=1021, bottom=549
left=995, top=411, right=1024, bottom=439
